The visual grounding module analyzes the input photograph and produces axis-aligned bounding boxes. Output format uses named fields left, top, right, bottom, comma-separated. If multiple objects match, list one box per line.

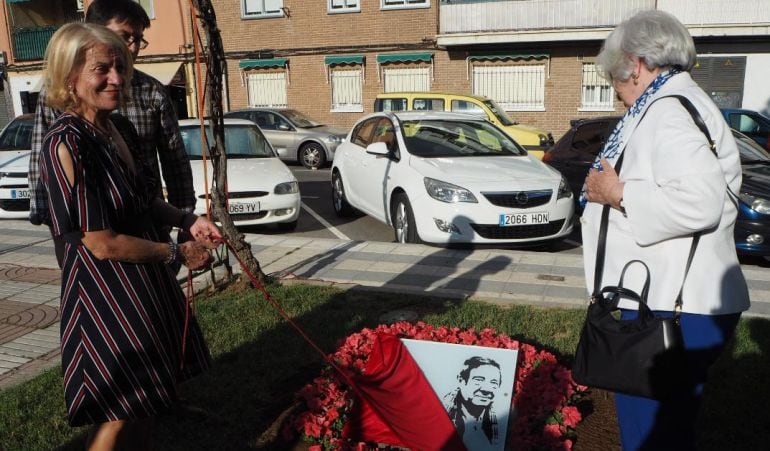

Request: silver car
left=224, top=108, right=347, bottom=169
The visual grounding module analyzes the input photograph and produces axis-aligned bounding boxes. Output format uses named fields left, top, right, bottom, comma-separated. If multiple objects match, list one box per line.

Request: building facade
left=0, top=0, right=197, bottom=127
left=0, top=0, right=767, bottom=139
left=215, top=0, right=770, bottom=139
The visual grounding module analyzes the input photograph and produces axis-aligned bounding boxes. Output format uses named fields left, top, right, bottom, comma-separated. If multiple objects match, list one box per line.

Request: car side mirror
left=366, top=142, right=390, bottom=156
left=278, top=123, right=291, bottom=131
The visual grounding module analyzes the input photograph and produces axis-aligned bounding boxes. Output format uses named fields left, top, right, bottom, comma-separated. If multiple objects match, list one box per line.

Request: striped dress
left=39, top=113, right=210, bottom=426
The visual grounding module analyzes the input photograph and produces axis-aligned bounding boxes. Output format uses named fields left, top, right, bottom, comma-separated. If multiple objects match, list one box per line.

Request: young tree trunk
left=191, top=0, right=265, bottom=284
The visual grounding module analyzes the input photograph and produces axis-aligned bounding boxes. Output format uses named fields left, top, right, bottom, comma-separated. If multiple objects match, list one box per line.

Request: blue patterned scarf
left=579, top=69, right=680, bottom=207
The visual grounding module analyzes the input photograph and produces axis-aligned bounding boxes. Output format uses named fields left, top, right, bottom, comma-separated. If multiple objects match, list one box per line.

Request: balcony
left=12, top=26, right=59, bottom=61
left=438, top=0, right=770, bottom=46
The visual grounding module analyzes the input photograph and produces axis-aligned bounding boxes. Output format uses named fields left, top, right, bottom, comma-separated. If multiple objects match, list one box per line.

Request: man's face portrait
left=458, top=364, right=501, bottom=408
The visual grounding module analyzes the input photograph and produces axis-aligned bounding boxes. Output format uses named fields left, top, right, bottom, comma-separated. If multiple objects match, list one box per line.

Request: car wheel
left=276, top=219, right=298, bottom=232
left=392, top=193, right=421, bottom=244
left=332, top=171, right=355, bottom=217
left=299, top=142, right=326, bottom=169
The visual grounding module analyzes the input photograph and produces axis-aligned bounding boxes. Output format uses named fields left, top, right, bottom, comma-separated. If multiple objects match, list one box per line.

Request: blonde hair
left=43, top=22, right=133, bottom=111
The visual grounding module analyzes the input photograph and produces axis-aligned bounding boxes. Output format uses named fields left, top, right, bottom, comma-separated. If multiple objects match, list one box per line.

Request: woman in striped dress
left=37, top=23, right=221, bottom=449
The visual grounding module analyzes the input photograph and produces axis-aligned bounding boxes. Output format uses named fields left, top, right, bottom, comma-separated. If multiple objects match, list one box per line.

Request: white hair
left=596, top=10, right=696, bottom=82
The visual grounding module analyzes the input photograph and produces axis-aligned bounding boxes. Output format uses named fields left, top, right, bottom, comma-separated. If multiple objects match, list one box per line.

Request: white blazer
left=581, top=72, right=750, bottom=315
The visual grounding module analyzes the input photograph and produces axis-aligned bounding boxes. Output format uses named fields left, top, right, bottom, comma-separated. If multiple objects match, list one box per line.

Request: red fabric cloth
left=345, top=333, right=465, bottom=450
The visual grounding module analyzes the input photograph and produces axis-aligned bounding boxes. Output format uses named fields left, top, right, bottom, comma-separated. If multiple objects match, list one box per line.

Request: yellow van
left=373, top=92, right=554, bottom=159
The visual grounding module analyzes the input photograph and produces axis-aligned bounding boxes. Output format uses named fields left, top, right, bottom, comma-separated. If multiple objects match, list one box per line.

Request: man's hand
left=584, top=158, right=624, bottom=209
left=189, top=216, right=223, bottom=249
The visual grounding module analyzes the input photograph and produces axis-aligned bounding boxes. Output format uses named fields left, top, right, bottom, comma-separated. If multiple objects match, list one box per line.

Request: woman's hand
left=179, top=241, right=213, bottom=270
left=584, top=158, right=625, bottom=210
left=189, top=216, right=223, bottom=249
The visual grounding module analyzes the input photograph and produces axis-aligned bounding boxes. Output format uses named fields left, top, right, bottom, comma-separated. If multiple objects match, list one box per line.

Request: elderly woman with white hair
left=581, top=10, right=750, bottom=450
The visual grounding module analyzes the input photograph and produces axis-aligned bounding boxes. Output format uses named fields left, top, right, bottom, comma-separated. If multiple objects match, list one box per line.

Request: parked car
left=0, top=114, right=33, bottom=219
left=542, top=116, right=621, bottom=202
left=178, top=118, right=300, bottom=230
left=721, top=108, right=770, bottom=150
left=373, top=92, right=554, bottom=159
left=331, top=111, right=574, bottom=244
left=223, top=108, right=347, bottom=169
left=542, top=115, right=770, bottom=255
left=733, top=129, right=770, bottom=255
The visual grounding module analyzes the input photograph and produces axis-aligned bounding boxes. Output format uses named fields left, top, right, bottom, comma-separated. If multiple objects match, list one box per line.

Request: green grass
left=1, top=281, right=768, bottom=450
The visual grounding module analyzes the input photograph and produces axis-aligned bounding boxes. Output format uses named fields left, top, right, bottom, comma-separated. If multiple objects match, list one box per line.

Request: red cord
left=220, top=239, right=360, bottom=389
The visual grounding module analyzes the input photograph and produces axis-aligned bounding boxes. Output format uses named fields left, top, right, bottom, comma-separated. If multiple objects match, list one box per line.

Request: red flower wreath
left=285, top=321, right=587, bottom=450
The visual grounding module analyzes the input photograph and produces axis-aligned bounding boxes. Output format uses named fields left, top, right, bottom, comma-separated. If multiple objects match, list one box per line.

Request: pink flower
left=303, top=420, right=322, bottom=438
left=561, top=406, right=582, bottom=428
left=544, top=422, right=563, bottom=438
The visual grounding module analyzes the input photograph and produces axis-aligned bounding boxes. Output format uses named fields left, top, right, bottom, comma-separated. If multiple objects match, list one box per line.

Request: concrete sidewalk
left=2, top=220, right=770, bottom=389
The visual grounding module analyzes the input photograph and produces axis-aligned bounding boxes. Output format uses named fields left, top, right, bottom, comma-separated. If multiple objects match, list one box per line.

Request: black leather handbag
left=572, top=95, right=718, bottom=399
left=571, top=232, right=696, bottom=399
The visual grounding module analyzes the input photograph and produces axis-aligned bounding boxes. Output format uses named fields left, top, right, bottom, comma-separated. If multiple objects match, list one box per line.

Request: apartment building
left=0, top=0, right=197, bottom=127
left=0, top=1, right=767, bottom=139
left=217, top=0, right=770, bottom=139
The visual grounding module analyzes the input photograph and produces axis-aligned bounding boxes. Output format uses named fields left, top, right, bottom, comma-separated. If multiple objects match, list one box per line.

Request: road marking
left=300, top=201, right=350, bottom=240
left=301, top=196, right=320, bottom=199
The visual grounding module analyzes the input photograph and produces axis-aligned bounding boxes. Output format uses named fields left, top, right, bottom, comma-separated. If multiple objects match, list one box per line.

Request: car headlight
left=558, top=176, right=572, bottom=199
left=274, top=181, right=298, bottom=195
left=740, top=192, right=770, bottom=214
left=324, top=135, right=342, bottom=144
left=424, top=177, right=477, bottom=203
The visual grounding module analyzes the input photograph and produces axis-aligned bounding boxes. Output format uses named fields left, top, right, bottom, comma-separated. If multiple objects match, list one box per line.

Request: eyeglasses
left=123, top=34, right=149, bottom=50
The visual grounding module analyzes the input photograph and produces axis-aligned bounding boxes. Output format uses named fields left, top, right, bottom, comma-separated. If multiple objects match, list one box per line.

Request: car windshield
left=0, top=118, right=32, bottom=151
left=482, top=100, right=516, bottom=126
left=401, top=119, right=526, bottom=158
left=281, top=109, right=323, bottom=128
left=180, top=125, right=274, bottom=160
left=735, top=131, right=770, bottom=164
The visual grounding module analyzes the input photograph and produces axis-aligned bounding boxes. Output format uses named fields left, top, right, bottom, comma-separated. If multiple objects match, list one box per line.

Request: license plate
left=228, top=201, right=260, bottom=214
left=499, top=212, right=549, bottom=226
left=11, top=189, right=30, bottom=199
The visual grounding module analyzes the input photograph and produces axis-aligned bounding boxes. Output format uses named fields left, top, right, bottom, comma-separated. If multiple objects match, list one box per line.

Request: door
left=691, top=56, right=746, bottom=109
left=561, top=120, right=615, bottom=196
left=356, top=117, right=400, bottom=222
left=252, top=111, right=299, bottom=162
left=344, top=117, right=379, bottom=210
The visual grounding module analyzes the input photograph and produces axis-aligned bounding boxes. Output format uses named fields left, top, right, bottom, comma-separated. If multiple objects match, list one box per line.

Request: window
left=450, top=100, right=484, bottom=115
left=329, top=0, right=360, bottom=13
left=375, top=98, right=407, bottom=112
left=727, top=113, right=770, bottom=135
left=247, top=72, right=287, bottom=107
left=581, top=63, right=614, bottom=111
left=243, top=0, right=284, bottom=18
left=414, top=98, right=444, bottom=111
left=351, top=118, right=379, bottom=147
left=381, top=0, right=429, bottom=10
left=472, top=64, right=545, bottom=111
left=133, top=0, right=154, bottom=19
left=372, top=118, right=399, bottom=154
left=331, top=69, right=363, bottom=112
left=572, top=121, right=613, bottom=158
left=383, top=67, right=430, bottom=92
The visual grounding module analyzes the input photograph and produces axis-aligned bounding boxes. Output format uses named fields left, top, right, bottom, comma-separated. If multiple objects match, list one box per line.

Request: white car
left=331, top=111, right=574, bottom=244
left=0, top=114, right=33, bottom=219
left=179, top=118, right=300, bottom=229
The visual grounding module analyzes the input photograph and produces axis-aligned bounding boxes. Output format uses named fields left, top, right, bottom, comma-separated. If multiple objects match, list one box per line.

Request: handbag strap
left=592, top=95, right=716, bottom=317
